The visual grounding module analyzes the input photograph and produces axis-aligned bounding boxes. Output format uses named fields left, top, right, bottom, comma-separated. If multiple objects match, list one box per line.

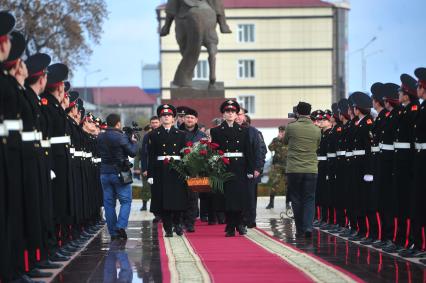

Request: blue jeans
left=287, top=173, right=317, bottom=233
left=101, top=174, right=132, bottom=236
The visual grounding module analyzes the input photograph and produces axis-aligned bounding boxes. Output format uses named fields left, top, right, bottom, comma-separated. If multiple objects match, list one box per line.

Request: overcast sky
left=71, top=0, right=425, bottom=94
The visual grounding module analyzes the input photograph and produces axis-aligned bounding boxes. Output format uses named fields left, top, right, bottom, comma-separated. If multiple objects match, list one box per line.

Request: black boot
left=266, top=195, right=275, bottom=209
left=141, top=200, right=147, bottom=211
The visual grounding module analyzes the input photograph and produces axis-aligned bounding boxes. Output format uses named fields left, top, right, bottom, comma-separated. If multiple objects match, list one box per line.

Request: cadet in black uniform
left=41, top=63, right=76, bottom=256
left=5, top=31, right=54, bottom=279
left=210, top=100, right=254, bottom=237
left=331, top=99, right=351, bottom=234
left=373, top=83, right=401, bottom=249
left=0, top=10, right=15, bottom=281
left=348, top=92, right=374, bottom=242
left=24, top=53, right=66, bottom=267
left=339, top=94, right=359, bottom=238
left=315, top=110, right=332, bottom=228
left=398, top=69, right=426, bottom=258
left=360, top=82, right=389, bottom=245
left=326, top=104, right=342, bottom=231
left=383, top=74, right=420, bottom=253
left=408, top=67, right=426, bottom=259
left=148, top=104, right=188, bottom=237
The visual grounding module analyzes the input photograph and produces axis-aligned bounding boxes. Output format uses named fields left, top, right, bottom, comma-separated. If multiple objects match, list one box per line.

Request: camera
left=121, top=159, right=133, bottom=171
left=123, top=121, right=143, bottom=140
left=288, top=106, right=298, bottom=119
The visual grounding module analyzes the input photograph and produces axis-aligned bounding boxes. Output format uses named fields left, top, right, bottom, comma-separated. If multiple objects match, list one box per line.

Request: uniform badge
left=41, top=98, right=48, bottom=105
left=366, top=119, right=373, bottom=125
left=337, top=127, right=342, bottom=132
left=411, top=105, right=418, bottom=111
left=385, top=112, right=390, bottom=117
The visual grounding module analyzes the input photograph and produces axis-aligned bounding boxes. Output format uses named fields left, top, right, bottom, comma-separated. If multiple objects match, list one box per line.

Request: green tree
left=0, top=0, right=108, bottom=71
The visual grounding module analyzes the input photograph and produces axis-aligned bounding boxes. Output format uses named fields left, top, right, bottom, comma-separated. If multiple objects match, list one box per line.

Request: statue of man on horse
left=160, top=0, right=231, bottom=88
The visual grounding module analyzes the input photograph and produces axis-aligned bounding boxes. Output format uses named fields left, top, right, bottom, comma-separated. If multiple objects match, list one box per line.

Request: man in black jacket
left=237, top=109, right=267, bottom=228
left=97, top=114, right=138, bottom=241
left=179, top=108, right=206, bottom=232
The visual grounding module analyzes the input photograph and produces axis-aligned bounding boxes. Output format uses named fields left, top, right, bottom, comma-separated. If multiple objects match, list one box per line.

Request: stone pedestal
left=163, top=81, right=229, bottom=127
left=170, top=80, right=225, bottom=99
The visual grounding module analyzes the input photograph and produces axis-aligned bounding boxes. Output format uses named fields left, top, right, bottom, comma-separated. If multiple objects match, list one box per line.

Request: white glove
left=247, top=174, right=254, bottom=179
left=50, top=170, right=56, bottom=180
left=147, top=178, right=154, bottom=185
left=363, top=175, right=373, bottom=182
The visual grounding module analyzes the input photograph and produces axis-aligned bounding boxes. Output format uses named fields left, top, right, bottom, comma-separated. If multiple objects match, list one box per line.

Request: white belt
left=223, top=152, right=244, bottom=158
left=317, top=156, right=327, bottom=161
left=50, top=136, right=71, bottom=144
left=0, top=124, right=9, bottom=136
left=353, top=150, right=366, bottom=156
left=86, top=152, right=93, bottom=158
left=4, top=119, right=23, bottom=131
left=327, top=153, right=337, bottom=158
left=40, top=140, right=51, bottom=148
left=74, top=151, right=83, bottom=157
left=394, top=142, right=411, bottom=149
left=95, top=158, right=102, bottom=163
left=345, top=152, right=353, bottom=157
left=36, top=132, right=43, bottom=141
left=336, top=151, right=346, bottom=156
left=379, top=143, right=394, bottom=151
left=70, top=147, right=76, bottom=154
left=157, top=155, right=181, bottom=161
left=21, top=131, right=40, bottom=142
left=371, top=146, right=380, bottom=152
left=415, top=143, right=426, bottom=150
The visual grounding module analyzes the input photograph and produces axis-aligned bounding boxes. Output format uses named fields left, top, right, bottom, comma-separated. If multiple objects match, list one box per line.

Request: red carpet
left=184, top=221, right=313, bottom=283
left=158, top=223, right=171, bottom=283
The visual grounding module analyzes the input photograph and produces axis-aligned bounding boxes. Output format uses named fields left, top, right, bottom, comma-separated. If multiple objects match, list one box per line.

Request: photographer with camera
left=97, top=114, right=138, bottom=241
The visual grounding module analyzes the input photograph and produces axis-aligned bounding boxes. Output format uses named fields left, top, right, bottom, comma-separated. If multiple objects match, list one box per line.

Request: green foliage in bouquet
left=168, top=139, right=233, bottom=193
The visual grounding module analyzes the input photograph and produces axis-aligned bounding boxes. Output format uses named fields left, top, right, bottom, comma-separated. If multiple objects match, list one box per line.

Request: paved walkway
left=47, top=197, right=425, bottom=283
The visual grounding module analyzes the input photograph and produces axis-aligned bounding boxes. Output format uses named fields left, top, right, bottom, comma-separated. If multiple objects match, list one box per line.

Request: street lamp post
left=352, top=36, right=377, bottom=91
left=96, top=77, right=108, bottom=113
left=84, top=69, right=101, bottom=101
left=364, top=50, right=383, bottom=92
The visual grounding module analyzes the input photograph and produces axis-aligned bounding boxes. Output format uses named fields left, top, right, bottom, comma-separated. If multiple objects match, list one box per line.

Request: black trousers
left=162, top=211, right=183, bottom=232
left=243, top=181, right=258, bottom=225
left=225, top=211, right=243, bottom=231
left=183, top=191, right=199, bottom=228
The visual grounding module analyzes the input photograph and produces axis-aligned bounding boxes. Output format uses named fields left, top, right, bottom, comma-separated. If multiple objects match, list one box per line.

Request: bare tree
left=0, top=0, right=108, bottom=71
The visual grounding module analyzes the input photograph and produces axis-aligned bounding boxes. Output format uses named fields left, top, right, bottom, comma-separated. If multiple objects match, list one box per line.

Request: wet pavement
left=51, top=221, right=162, bottom=283
left=51, top=198, right=425, bottom=282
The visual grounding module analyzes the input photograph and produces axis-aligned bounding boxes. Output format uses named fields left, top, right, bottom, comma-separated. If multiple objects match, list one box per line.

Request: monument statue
left=160, top=0, right=231, bottom=88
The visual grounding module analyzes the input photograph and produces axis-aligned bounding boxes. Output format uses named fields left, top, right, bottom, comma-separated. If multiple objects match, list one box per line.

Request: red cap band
left=69, top=101, right=77, bottom=108
left=29, top=69, right=46, bottom=78
left=160, top=109, right=173, bottom=115
left=3, top=59, right=19, bottom=70
left=401, top=84, right=416, bottom=96
left=224, top=106, right=237, bottom=111
left=46, top=81, right=64, bottom=89
left=0, top=35, right=8, bottom=43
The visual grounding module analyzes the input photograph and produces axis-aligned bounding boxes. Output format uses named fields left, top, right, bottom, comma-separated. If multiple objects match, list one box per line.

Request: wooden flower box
left=186, top=177, right=212, bottom=193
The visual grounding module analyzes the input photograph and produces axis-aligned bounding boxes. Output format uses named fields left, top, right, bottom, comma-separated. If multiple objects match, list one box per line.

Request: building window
left=238, top=96, right=255, bottom=114
left=238, top=24, right=255, bottom=43
left=193, top=60, right=209, bottom=80
left=238, top=60, right=255, bottom=79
